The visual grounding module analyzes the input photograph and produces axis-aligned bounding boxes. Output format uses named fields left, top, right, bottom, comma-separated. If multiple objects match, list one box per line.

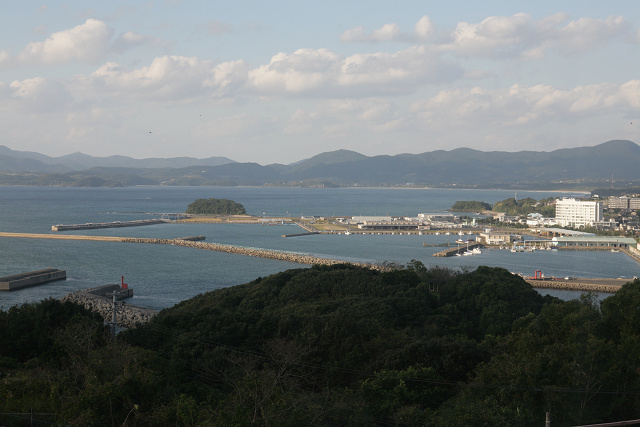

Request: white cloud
left=440, top=13, right=532, bottom=57
left=341, top=15, right=434, bottom=43
left=342, top=13, right=632, bottom=60
left=17, top=19, right=113, bottom=65
left=7, top=19, right=155, bottom=67
left=527, top=15, right=631, bottom=58
left=414, top=15, right=436, bottom=41
left=71, top=55, right=250, bottom=101
left=248, top=45, right=461, bottom=97
left=5, top=77, right=71, bottom=113
left=410, top=80, right=640, bottom=128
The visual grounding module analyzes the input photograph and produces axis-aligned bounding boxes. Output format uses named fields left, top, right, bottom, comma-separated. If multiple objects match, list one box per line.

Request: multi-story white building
left=555, top=198, right=603, bottom=228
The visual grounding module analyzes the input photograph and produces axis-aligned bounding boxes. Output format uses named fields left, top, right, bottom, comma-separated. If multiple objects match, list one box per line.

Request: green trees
left=4, top=270, right=640, bottom=425
left=492, top=196, right=555, bottom=216
left=451, top=201, right=492, bottom=211
left=185, top=198, right=246, bottom=215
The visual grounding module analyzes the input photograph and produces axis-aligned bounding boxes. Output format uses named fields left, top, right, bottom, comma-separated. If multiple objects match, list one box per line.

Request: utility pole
left=110, top=292, right=117, bottom=341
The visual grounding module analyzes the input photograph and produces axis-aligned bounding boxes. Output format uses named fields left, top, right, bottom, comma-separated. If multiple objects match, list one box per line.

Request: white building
left=555, top=198, right=603, bottom=228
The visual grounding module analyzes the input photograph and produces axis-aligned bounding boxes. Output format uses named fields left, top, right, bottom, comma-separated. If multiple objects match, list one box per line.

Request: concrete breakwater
left=122, top=237, right=388, bottom=271
left=525, top=278, right=630, bottom=293
left=0, top=268, right=66, bottom=291
left=52, top=218, right=166, bottom=231
left=61, top=285, right=158, bottom=328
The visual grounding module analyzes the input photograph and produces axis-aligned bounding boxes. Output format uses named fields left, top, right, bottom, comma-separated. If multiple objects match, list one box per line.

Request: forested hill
left=1, top=139, right=639, bottom=188
left=3, top=263, right=640, bottom=425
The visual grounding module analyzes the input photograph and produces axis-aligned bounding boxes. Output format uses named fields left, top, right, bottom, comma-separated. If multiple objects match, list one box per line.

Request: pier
left=0, top=268, right=66, bottom=291
left=52, top=218, right=167, bottom=231
left=433, top=243, right=483, bottom=257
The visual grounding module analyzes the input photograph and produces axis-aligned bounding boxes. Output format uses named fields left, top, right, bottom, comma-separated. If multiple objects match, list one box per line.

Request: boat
left=463, top=250, right=473, bottom=256
left=445, top=232, right=451, bottom=235
left=458, top=231, right=465, bottom=236
left=472, top=247, right=482, bottom=254
left=610, top=249, right=620, bottom=253
left=435, top=232, right=440, bottom=235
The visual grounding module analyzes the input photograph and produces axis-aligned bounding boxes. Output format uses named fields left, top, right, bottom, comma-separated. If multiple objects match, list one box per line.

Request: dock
left=282, top=232, right=319, bottom=237
left=52, top=218, right=167, bottom=231
left=0, top=268, right=66, bottom=291
left=433, top=243, right=483, bottom=257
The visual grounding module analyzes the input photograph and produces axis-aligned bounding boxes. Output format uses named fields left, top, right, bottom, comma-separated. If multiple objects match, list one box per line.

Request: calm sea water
left=1, top=186, right=637, bottom=310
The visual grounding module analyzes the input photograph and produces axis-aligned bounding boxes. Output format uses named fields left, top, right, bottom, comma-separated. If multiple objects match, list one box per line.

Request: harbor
left=0, top=186, right=638, bottom=311
left=0, top=231, right=637, bottom=294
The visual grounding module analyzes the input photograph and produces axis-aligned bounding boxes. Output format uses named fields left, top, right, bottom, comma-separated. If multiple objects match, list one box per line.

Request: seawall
left=525, top=277, right=633, bottom=293
left=0, top=268, right=66, bottom=291
left=122, top=237, right=389, bottom=271
left=61, top=286, right=158, bottom=328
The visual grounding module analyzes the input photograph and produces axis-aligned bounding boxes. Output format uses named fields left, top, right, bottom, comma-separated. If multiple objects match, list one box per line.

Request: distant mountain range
left=0, top=140, right=638, bottom=189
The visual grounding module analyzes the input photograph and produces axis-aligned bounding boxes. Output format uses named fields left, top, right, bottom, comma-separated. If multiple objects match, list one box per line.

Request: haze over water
left=1, top=186, right=637, bottom=310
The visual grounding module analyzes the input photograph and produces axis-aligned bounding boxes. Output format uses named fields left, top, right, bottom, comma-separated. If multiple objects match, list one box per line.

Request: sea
left=1, top=186, right=638, bottom=310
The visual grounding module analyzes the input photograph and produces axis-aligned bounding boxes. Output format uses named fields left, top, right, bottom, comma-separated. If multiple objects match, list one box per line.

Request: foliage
left=4, top=270, right=640, bottom=425
left=185, top=198, right=246, bottom=215
left=451, top=200, right=492, bottom=211
left=492, top=196, right=556, bottom=216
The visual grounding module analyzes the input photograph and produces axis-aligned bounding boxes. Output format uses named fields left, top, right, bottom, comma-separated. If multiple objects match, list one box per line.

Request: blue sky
left=1, top=1, right=639, bottom=164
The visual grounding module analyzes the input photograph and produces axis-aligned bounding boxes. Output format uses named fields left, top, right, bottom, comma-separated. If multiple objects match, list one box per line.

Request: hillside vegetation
left=2, top=264, right=640, bottom=425
left=185, top=198, right=246, bottom=215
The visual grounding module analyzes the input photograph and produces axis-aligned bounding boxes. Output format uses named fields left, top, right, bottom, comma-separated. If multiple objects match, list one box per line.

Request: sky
left=1, top=1, right=639, bottom=165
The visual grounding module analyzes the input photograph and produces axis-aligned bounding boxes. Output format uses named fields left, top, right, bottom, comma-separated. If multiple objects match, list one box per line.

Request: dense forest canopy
left=451, top=197, right=557, bottom=216
left=185, top=198, right=246, bottom=215
left=2, top=264, right=640, bottom=426
left=491, top=196, right=556, bottom=216
left=450, top=200, right=492, bottom=211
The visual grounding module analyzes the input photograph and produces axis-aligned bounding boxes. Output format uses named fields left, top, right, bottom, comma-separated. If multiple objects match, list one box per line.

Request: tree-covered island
left=185, top=198, right=246, bottom=215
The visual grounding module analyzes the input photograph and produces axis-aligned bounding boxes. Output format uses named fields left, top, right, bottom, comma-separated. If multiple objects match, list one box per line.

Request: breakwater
left=52, top=218, right=167, bottom=231
left=61, top=285, right=158, bottom=328
left=525, top=277, right=631, bottom=293
left=122, top=237, right=389, bottom=271
left=0, top=268, right=66, bottom=291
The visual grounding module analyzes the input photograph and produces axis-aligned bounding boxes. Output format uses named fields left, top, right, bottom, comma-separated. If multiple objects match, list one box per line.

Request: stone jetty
left=122, top=237, right=389, bottom=271
left=525, top=277, right=631, bottom=293
left=61, top=286, right=158, bottom=328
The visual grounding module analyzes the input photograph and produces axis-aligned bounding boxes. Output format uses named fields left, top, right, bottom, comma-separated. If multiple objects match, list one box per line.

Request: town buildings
left=555, top=198, right=603, bottom=228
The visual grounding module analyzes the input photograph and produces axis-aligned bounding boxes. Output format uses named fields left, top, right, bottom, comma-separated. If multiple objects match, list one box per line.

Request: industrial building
left=551, top=236, right=638, bottom=249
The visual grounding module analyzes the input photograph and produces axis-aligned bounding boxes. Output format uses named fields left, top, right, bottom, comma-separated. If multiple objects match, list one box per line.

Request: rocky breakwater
left=525, top=278, right=623, bottom=293
left=122, top=237, right=391, bottom=271
left=61, top=285, right=158, bottom=328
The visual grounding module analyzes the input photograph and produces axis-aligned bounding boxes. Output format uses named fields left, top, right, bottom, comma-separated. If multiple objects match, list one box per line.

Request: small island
left=185, top=198, right=246, bottom=215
